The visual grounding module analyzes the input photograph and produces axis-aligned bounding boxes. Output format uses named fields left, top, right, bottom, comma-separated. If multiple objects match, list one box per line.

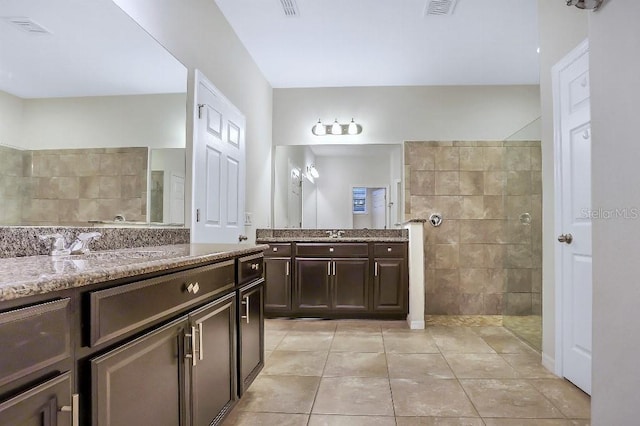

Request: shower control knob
left=557, top=233, right=573, bottom=244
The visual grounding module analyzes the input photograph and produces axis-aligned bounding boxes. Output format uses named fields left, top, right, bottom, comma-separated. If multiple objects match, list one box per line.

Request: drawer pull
left=185, top=282, right=200, bottom=294
left=329, top=247, right=334, bottom=253
left=60, top=394, right=80, bottom=426
left=250, top=263, right=260, bottom=271
left=387, top=247, right=392, bottom=252
left=273, top=247, right=278, bottom=252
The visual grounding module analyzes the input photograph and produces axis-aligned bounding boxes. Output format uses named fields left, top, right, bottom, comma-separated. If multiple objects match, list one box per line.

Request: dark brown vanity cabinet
left=237, top=279, right=264, bottom=395
left=0, top=297, right=76, bottom=426
left=263, top=244, right=292, bottom=313
left=295, top=243, right=370, bottom=314
left=263, top=241, right=408, bottom=318
left=372, top=243, right=408, bottom=312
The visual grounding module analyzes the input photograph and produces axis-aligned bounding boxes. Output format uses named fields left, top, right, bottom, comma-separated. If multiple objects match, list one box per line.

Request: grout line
left=304, top=320, right=335, bottom=425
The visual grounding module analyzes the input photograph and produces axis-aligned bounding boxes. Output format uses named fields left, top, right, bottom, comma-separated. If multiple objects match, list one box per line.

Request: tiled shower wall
left=0, top=146, right=148, bottom=225
left=404, top=141, right=542, bottom=316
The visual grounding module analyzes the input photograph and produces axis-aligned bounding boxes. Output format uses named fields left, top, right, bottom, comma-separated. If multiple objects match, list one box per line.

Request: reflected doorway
left=352, top=187, right=388, bottom=229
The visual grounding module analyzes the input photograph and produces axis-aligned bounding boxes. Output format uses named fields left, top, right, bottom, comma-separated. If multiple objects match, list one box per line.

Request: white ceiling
left=0, top=0, right=187, bottom=98
left=214, top=0, right=540, bottom=88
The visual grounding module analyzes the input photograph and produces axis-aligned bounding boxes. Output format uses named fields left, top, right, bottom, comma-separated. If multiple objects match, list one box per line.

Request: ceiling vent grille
left=280, top=0, right=300, bottom=17
left=2, top=17, right=51, bottom=35
left=424, top=0, right=458, bottom=16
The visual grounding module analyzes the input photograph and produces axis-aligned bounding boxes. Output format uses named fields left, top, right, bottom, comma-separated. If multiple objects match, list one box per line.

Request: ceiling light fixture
left=566, top=0, right=603, bottom=11
left=311, top=118, right=363, bottom=136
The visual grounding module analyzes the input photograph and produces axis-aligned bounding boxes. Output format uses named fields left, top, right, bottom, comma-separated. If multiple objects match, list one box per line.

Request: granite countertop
left=0, top=243, right=267, bottom=302
left=257, top=237, right=408, bottom=243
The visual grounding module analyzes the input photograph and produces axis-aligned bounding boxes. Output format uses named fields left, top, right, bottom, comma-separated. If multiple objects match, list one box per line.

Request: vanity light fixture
left=311, top=118, right=363, bottom=136
left=307, top=164, right=319, bottom=179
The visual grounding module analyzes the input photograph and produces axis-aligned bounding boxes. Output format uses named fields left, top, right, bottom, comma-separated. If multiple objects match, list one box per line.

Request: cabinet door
left=295, top=259, right=331, bottom=311
left=373, top=258, right=407, bottom=312
left=238, top=280, right=264, bottom=395
left=333, top=259, right=369, bottom=311
left=189, top=293, right=236, bottom=426
left=91, top=318, right=186, bottom=426
left=263, top=258, right=291, bottom=312
left=0, top=373, right=73, bottom=426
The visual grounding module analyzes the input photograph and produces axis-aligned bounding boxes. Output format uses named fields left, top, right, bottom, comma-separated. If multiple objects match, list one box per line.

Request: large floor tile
left=483, top=419, right=576, bottom=426
left=470, top=326, right=514, bottom=338
left=265, top=330, right=288, bottom=351
left=276, top=331, right=334, bottom=351
left=460, top=379, right=563, bottom=418
left=501, top=353, right=556, bottom=379
left=480, top=334, right=537, bottom=354
left=222, top=411, right=309, bottom=426
left=443, top=353, right=518, bottom=379
left=331, top=332, right=385, bottom=352
left=529, top=379, right=591, bottom=419
left=383, top=330, right=440, bottom=353
left=265, top=319, right=295, bottom=331
left=262, top=350, right=328, bottom=376
left=390, top=378, right=478, bottom=417
left=290, top=319, right=338, bottom=332
left=335, top=320, right=384, bottom=333
left=313, top=377, right=394, bottom=416
left=429, top=326, right=496, bottom=353
left=236, top=375, right=320, bottom=414
left=308, top=414, right=396, bottom=425
left=396, top=417, right=485, bottom=426
left=323, top=352, right=388, bottom=377
left=387, top=353, right=455, bottom=379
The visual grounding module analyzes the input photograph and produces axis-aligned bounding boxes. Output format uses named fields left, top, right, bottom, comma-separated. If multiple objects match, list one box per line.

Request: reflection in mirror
left=274, top=144, right=403, bottom=229
left=0, top=0, right=188, bottom=226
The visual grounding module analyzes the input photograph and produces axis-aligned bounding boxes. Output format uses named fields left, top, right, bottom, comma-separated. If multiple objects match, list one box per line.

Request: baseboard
left=406, top=316, right=425, bottom=330
left=542, top=352, right=558, bottom=376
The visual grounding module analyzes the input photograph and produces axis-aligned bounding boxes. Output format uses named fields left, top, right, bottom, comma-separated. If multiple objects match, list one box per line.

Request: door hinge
left=197, top=103, right=205, bottom=119
left=196, top=208, right=201, bottom=222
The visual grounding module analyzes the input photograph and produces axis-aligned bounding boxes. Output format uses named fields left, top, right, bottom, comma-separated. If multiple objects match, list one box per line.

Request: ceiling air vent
left=280, top=0, right=300, bottom=17
left=424, top=0, right=458, bottom=16
left=2, top=17, right=51, bottom=35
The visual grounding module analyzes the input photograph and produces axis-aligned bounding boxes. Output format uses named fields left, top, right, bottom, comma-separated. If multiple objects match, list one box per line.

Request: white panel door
left=554, top=41, right=592, bottom=395
left=169, top=173, right=185, bottom=224
left=371, top=188, right=387, bottom=229
left=192, top=71, right=246, bottom=243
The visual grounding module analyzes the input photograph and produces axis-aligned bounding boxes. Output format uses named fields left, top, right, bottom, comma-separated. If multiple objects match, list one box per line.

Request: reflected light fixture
left=307, top=164, right=319, bottom=179
left=311, top=118, right=362, bottom=136
left=313, top=119, right=326, bottom=136
left=566, top=0, right=603, bottom=10
left=331, top=119, right=342, bottom=135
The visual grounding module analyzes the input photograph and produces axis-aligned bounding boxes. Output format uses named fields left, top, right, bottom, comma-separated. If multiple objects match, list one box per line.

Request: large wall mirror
left=274, top=144, right=403, bottom=230
left=0, top=0, right=188, bottom=226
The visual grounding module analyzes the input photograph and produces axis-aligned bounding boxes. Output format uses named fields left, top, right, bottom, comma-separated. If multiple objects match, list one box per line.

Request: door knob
left=238, top=234, right=248, bottom=242
left=557, top=233, right=573, bottom=244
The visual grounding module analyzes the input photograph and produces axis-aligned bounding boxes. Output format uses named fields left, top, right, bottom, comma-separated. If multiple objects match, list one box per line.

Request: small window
left=352, top=187, right=367, bottom=214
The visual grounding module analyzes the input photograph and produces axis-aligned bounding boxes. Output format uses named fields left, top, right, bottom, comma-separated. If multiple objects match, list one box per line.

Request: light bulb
left=309, top=165, right=319, bottom=179
left=331, top=119, right=342, bottom=135
left=348, top=118, right=358, bottom=135
left=313, top=119, right=326, bottom=136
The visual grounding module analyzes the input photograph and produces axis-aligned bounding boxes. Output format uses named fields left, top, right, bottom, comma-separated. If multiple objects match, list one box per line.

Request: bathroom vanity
left=257, top=229, right=409, bottom=319
left=0, top=243, right=266, bottom=426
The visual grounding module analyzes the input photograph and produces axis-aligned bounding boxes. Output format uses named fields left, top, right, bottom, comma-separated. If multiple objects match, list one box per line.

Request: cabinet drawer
left=238, top=253, right=264, bottom=285
left=373, top=243, right=408, bottom=258
left=88, top=260, right=234, bottom=347
left=296, top=243, right=369, bottom=257
left=264, top=244, right=291, bottom=257
left=0, top=298, right=71, bottom=388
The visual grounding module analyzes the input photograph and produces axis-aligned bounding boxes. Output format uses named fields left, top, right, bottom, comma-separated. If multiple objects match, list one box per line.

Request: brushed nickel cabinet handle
left=60, top=394, right=79, bottom=426
left=327, top=261, right=331, bottom=276
left=285, top=261, right=290, bottom=276
left=198, top=322, right=204, bottom=361
left=375, top=261, right=378, bottom=276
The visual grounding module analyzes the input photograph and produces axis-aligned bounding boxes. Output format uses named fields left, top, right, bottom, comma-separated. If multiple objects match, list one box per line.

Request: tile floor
left=223, top=319, right=590, bottom=426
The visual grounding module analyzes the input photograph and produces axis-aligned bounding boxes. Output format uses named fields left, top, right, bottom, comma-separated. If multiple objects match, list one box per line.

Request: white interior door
left=169, top=173, right=185, bottom=224
left=192, top=71, right=245, bottom=243
left=554, top=40, right=592, bottom=395
left=302, top=177, right=317, bottom=228
left=372, top=188, right=387, bottom=229
left=288, top=166, right=302, bottom=228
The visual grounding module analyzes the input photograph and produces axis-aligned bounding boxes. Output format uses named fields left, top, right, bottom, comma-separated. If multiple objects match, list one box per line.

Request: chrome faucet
left=39, top=232, right=102, bottom=256
left=68, top=232, right=101, bottom=255
left=325, top=230, right=345, bottom=238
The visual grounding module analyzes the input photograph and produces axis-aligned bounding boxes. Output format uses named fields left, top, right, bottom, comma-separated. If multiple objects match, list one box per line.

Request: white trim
left=551, top=39, right=590, bottom=378
left=407, top=317, right=426, bottom=330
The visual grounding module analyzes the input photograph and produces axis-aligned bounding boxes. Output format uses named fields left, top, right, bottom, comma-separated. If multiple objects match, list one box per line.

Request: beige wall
left=113, top=0, right=274, bottom=240
left=273, top=85, right=541, bottom=146
left=537, top=0, right=588, bottom=369
left=590, top=2, right=640, bottom=423
left=0, top=91, right=24, bottom=148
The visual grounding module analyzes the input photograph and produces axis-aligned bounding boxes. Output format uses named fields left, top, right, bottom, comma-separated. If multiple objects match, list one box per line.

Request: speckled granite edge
left=0, top=243, right=267, bottom=302
left=257, top=237, right=408, bottom=243
left=0, top=226, right=190, bottom=258
left=256, top=228, right=408, bottom=241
